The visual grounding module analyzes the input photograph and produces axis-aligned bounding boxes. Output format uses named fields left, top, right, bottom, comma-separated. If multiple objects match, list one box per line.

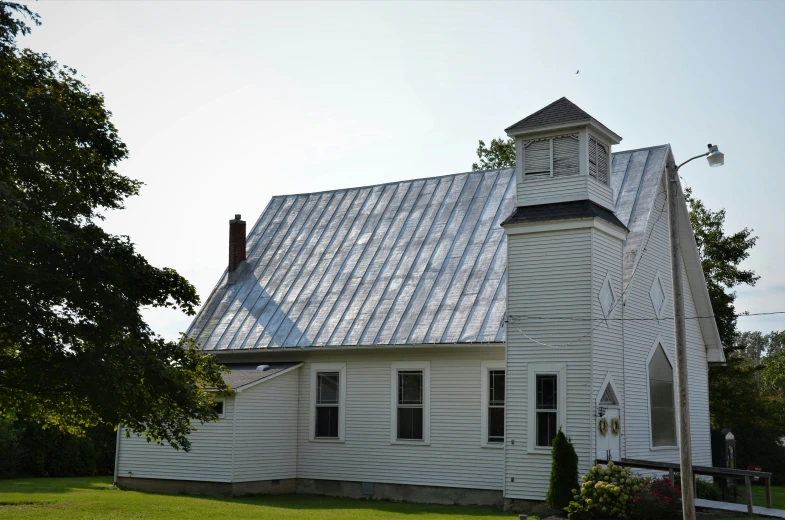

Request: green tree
left=471, top=137, right=515, bottom=171
left=546, top=429, right=579, bottom=511
left=0, top=2, right=227, bottom=451
left=685, top=190, right=785, bottom=481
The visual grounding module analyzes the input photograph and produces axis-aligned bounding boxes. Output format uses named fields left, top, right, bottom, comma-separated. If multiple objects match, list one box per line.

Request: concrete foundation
left=502, top=497, right=554, bottom=515
left=296, top=478, right=504, bottom=508
left=116, top=477, right=295, bottom=497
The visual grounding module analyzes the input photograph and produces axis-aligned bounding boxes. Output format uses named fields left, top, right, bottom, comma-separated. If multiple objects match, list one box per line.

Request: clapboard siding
left=232, top=368, right=300, bottom=482
left=294, top=347, right=505, bottom=490
left=117, top=399, right=236, bottom=482
left=621, top=179, right=712, bottom=466
left=504, top=229, right=593, bottom=500
left=517, top=175, right=587, bottom=206
left=588, top=178, right=613, bottom=211
left=591, top=227, right=625, bottom=457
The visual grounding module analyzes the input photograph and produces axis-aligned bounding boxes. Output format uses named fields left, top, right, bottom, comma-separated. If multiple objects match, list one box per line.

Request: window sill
left=310, top=438, right=345, bottom=444
left=481, top=443, right=505, bottom=449
left=649, top=445, right=678, bottom=451
left=527, top=447, right=554, bottom=455
left=390, top=440, right=430, bottom=446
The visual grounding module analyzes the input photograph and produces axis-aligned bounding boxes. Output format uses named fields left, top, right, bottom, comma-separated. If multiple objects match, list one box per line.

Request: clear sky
left=19, top=1, right=785, bottom=341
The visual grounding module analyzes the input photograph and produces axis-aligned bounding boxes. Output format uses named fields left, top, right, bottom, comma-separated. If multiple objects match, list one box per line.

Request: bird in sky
left=576, top=70, right=580, bottom=74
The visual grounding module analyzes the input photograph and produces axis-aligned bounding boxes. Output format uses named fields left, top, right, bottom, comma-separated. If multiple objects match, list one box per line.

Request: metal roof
left=189, top=146, right=669, bottom=350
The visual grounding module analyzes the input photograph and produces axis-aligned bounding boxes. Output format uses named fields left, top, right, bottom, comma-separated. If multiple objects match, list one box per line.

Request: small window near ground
left=315, top=372, right=340, bottom=438
left=488, top=370, right=505, bottom=443
left=649, top=344, right=677, bottom=447
left=536, top=374, right=558, bottom=447
left=397, top=370, right=423, bottom=440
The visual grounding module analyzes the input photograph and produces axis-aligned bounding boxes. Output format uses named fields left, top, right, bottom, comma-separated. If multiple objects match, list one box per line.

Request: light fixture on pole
left=667, top=142, right=724, bottom=520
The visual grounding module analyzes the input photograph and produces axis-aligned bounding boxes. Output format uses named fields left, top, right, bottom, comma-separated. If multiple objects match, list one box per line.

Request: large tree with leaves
left=0, top=2, right=226, bottom=450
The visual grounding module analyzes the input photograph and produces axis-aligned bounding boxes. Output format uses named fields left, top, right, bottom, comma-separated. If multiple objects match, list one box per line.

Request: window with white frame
left=536, top=374, right=558, bottom=447
left=527, top=363, right=567, bottom=451
left=648, top=344, right=677, bottom=447
left=481, top=362, right=505, bottom=446
left=310, top=363, right=346, bottom=441
left=391, top=362, right=430, bottom=444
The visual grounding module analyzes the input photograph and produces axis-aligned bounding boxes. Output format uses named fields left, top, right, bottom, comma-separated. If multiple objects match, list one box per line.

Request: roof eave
left=505, top=118, right=622, bottom=145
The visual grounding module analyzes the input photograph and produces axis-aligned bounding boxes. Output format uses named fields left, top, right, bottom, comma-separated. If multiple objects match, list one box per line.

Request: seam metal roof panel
left=188, top=146, right=668, bottom=350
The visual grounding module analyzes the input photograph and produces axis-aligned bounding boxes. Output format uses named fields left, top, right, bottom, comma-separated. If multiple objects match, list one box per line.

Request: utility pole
left=666, top=157, right=695, bottom=520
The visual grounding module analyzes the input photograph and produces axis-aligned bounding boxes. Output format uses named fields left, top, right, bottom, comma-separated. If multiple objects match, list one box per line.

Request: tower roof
left=505, top=97, right=593, bottom=132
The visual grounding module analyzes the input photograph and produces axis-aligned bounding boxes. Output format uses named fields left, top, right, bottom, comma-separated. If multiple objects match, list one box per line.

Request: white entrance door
left=597, top=408, right=621, bottom=461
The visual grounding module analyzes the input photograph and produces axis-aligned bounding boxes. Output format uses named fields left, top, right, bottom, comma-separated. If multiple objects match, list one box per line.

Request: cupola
left=506, top=97, right=622, bottom=210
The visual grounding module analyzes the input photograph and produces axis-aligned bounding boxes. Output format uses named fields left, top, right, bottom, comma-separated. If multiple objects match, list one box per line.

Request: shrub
left=565, top=461, right=643, bottom=519
left=631, top=477, right=682, bottom=520
left=695, top=478, right=722, bottom=501
left=546, top=429, right=580, bottom=511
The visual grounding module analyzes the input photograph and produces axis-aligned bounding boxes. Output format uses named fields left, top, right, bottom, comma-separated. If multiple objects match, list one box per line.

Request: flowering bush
left=565, top=463, right=683, bottom=519
left=565, top=461, right=643, bottom=519
left=630, top=477, right=682, bottom=520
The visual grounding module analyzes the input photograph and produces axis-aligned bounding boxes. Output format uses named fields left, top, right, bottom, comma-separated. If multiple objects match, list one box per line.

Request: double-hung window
left=310, top=363, right=346, bottom=442
left=481, top=362, right=505, bottom=446
left=527, top=363, right=567, bottom=451
left=391, top=362, right=430, bottom=444
left=536, top=374, right=558, bottom=448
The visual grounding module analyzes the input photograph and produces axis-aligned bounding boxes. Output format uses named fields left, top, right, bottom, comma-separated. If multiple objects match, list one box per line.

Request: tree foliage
left=547, top=429, right=579, bottom=511
left=684, top=190, right=785, bottom=481
left=471, top=137, right=515, bottom=171
left=0, top=2, right=227, bottom=451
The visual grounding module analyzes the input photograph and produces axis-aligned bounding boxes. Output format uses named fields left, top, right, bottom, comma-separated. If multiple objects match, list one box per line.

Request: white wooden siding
left=620, top=179, right=712, bottom=466
left=517, top=175, right=588, bottom=207
left=590, top=228, right=625, bottom=459
left=117, top=398, right=235, bottom=482
left=294, top=347, right=506, bottom=490
left=504, top=229, right=593, bottom=500
left=232, top=368, right=299, bottom=482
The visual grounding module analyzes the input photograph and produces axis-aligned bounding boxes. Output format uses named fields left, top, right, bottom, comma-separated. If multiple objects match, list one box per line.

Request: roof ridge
left=268, top=167, right=514, bottom=199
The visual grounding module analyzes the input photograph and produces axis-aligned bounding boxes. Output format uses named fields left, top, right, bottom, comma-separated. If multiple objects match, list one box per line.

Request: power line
left=507, top=311, right=785, bottom=323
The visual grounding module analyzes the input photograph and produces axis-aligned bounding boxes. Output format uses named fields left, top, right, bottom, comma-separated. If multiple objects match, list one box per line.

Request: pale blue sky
left=20, top=1, right=785, bottom=340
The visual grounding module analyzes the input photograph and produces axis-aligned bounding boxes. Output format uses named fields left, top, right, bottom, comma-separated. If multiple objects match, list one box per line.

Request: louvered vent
left=589, top=137, right=609, bottom=185
left=523, top=139, right=551, bottom=178
left=552, top=134, right=579, bottom=177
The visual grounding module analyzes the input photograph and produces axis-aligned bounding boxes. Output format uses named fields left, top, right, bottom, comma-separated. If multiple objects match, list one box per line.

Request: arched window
left=648, top=344, right=677, bottom=447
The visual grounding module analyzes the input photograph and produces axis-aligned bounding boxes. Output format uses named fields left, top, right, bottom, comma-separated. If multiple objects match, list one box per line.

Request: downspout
left=113, top=425, right=121, bottom=485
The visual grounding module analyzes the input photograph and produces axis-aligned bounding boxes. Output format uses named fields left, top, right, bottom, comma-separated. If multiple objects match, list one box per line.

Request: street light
left=667, top=143, right=724, bottom=520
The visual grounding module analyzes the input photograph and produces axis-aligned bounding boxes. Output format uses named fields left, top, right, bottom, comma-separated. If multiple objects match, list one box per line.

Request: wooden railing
left=596, top=457, right=774, bottom=515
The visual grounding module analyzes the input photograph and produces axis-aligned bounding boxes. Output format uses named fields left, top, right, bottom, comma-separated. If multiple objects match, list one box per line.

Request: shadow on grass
left=0, top=476, right=112, bottom=495
left=192, top=493, right=512, bottom=517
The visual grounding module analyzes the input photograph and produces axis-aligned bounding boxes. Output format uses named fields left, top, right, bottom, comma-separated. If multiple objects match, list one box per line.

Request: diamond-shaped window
left=598, top=275, right=615, bottom=317
left=650, top=273, right=666, bottom=319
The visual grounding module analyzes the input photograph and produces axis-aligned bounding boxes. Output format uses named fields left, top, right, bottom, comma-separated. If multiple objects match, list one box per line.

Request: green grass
left=0, top=477, right=516, bottom=519
left=751, top=483, right=785, bottom=509
left=0, top=478, right=780, bottom=519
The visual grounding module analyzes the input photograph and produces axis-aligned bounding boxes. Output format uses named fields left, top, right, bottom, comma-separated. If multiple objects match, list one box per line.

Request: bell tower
left=506, top=97, right=621, bottom=210
left=501, top=98, right=628, bottom=500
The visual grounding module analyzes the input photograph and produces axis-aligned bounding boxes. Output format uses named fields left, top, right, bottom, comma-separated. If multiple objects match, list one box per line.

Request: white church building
left=115, top=98, right=725, bottom=511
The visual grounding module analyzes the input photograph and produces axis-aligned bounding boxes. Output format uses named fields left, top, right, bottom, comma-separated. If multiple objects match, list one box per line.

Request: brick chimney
left=229, top=214, right=246, bottom=274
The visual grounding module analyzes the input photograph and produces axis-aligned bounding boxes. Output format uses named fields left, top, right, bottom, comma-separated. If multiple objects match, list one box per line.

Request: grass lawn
left=0, top=477, right=780, bottom=520
left=751, top=483, right=785, bottom=509
left=0, top=477, right=516, bottom=519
